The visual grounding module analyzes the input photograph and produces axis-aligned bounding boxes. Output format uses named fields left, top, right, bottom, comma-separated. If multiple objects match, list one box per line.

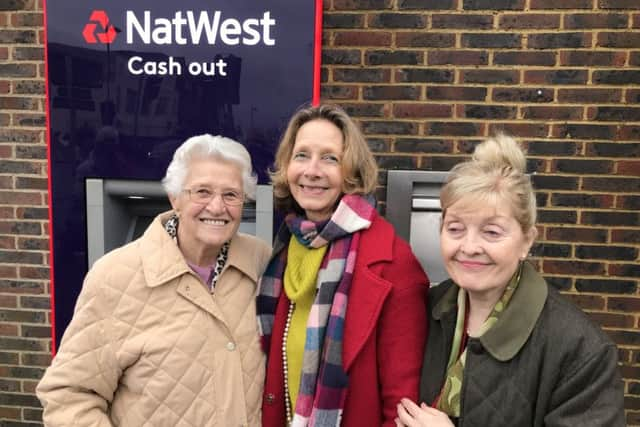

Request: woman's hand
left=395, top=398, right=455, bottom=427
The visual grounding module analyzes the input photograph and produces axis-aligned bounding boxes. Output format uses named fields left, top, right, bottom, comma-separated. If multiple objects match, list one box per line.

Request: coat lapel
left=343, top=216, right=394, bottom=371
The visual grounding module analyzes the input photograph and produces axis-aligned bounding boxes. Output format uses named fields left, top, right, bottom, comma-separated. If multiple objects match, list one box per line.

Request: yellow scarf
left=283, top=237, right=327, bottom=409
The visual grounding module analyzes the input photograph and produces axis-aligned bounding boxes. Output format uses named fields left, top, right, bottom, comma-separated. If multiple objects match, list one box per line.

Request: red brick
left=522, top=106, right=583, bottom=121
left=560, top=50, right=626, bottom=67
left=18, top=266, right=49, bottom=279
left=333, top=0, right=393, bottom=10
left=0, top=265, right=18, bottom=279
left=598, top=32, right=640, bottom=48
left=0, top=191, right=41, bottom=205
left=392, top=103, right=452, bottom=118
left=0, top=294, right=18, bottom=307
left=499, top=13, right=560, bottom=29
left=564, top=293, right=606, bottom=310
left=588, top=312, right=635, bottom=328
left=334, top=31, right=392, bottom=46
left=321, top=85, right=358, bottom=100
left=530, top=0, right=592, bottom=8
left=0, top=323, right=19, bottom=336
left=611, top=230, right=640, bottom=244
left=0, top=406, right=20, bottom=420
left=608, top=297, right=640, bottom=313
left=564, top=13, right=628, bottom=29
left=547, top=227, right=607, bottom=243
left=396, top=32, right=455, bottom=48
left=487, top=122, right=549, bottom=138
left=11, top=12, right=43, bottom=27
left=558, top=88, right=622, bottom=103
left=23, top=380, right=40, bottom=393
left=543, top=260, right=605, bottom=276
left=427, top=49, right=488, bottom=65
left=20, top=352, right=51, bottom=366
left=609, top=263, right=640, bottom=278
left=617, top=161, right=640, bottom=176
left=0, top=235, right=16, bottom=249
left=0, top=144, right=13, bottom=157
left=617, top=125, right=640, bottom=141
left=17, top=237, right=48, bottom=250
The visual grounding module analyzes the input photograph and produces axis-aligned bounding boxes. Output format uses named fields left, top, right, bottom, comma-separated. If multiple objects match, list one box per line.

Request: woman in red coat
left=257, top=104, right=429, bottom=427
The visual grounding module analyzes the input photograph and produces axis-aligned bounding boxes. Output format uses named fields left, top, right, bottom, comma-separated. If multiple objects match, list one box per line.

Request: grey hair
left=162, top=134, right=258, bottom=200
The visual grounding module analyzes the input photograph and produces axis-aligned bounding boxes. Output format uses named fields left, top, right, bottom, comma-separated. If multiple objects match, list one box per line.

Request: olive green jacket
left=420, top=262, right=625, bottom=427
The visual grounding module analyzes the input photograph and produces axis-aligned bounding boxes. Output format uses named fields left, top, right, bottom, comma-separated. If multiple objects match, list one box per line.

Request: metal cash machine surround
left=45, top=0, right=321, bottom=349
left=386, top=170, right=449, bottom=285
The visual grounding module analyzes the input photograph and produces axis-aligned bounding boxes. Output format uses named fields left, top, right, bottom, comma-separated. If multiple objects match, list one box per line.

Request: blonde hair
left=440, top=134, right=537, bottom=232
left=270, top=103, right=379, bottom=213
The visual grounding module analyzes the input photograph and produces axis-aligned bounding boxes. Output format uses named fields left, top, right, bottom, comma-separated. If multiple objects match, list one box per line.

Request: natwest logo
left=83, top=10, right=118, bottom=44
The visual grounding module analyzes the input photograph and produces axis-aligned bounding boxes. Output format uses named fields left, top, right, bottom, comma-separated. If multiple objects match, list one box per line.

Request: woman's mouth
left=200, top=218, right=228, bottom=225
left=299, top=184, right=328, bottom=194
left=457, top=259, right=489, bottom=269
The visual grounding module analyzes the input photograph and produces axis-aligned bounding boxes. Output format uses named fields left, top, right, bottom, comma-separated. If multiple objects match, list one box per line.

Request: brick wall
left=1, top=0, right=639, bottom=425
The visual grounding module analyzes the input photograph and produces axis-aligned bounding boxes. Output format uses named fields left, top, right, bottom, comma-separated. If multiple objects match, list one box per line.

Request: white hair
left=162, top=134, right=258, bottom=200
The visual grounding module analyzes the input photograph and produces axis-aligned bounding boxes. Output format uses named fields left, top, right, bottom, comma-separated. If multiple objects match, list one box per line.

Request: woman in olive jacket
left=396, top=134, right=624, bottom=427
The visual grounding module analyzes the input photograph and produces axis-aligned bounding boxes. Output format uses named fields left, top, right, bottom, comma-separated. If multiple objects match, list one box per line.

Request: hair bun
left=472, top=133, right=526, bottom=174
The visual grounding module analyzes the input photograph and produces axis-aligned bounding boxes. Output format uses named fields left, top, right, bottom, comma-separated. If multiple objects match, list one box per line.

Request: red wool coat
left=262, top=214, right=429, bottom=427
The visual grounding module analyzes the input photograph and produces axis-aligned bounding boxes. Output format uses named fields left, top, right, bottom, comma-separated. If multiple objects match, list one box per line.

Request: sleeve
left=36, top=266, right=122, bottom=427
left=544, top=342, right=626, bottom=427
left=377, top=239, right=429, bottom=426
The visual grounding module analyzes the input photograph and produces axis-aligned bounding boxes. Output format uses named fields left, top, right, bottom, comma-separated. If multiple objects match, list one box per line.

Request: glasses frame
left=183, top=187, right=245, bottom=206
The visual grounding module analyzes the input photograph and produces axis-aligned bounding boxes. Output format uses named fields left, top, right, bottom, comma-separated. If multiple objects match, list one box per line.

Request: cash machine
left=45, top=0, right=322, bottom=349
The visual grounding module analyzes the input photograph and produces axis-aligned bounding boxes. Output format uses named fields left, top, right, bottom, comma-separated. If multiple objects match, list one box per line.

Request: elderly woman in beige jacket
left=37, top=134, right=271, bottom=426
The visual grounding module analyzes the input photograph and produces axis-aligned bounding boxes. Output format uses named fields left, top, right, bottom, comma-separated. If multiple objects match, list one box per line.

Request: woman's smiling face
left=440, top=196, right=536, bottom=301
left=286, top=119, right=344, bottom=222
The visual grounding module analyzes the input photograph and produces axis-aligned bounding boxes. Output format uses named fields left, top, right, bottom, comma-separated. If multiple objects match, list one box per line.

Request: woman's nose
left=206, top=193, right=226, bottom=212
left=460, top=231, right=482, bottom=254
left=303, top=157, right=322, bottom=178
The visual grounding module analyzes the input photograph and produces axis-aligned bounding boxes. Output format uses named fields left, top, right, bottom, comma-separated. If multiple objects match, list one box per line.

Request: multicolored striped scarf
left=257, top=194, right=376, bottom=426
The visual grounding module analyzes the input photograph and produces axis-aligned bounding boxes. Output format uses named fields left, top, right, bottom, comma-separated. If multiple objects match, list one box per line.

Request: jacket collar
left=432, top=262, right=547, bottom=361
left=141, top=211, right=262, bottom=287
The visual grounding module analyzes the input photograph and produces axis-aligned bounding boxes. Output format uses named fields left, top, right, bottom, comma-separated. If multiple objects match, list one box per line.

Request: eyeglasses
left=183, top=187, right=244, bottom=206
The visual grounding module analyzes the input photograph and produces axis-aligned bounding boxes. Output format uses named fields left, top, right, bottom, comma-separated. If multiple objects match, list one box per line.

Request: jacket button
left=265, top=393, right=276, bottom=405
left=226, top=341, right=236, bottom=351
left=468, top=339, right=484, bottom=355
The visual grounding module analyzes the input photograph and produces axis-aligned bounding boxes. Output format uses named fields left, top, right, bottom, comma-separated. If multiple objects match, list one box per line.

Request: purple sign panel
left=44, top=0, right=321, bottom=349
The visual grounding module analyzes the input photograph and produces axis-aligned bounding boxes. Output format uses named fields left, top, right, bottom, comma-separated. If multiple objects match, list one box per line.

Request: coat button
left=226, top=341, right=236, bottom=351
left=265, top=392, right=276, bottom=405
left=468, top=339, right=484, bottom=355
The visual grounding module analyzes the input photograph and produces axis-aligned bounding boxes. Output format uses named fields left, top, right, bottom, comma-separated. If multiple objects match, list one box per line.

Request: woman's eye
left=446, top=225, right=463, bottom=234
left=323, top=154, right=339, bottom=163
left=292, top=152, right=307, bottom=160
left=196, top=188, right=212, bottom=197
left=484, top=229, right=502, bottom=238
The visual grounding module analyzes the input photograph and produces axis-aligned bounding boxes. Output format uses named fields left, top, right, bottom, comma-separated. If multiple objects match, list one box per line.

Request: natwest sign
left=45, top=0, right=321, bottom=350
left=126, top=10, right=276, bottom=46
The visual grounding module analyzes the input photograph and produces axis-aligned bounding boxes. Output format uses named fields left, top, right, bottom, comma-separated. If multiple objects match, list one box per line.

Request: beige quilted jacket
left=37, top=211, right=271, bottom=427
